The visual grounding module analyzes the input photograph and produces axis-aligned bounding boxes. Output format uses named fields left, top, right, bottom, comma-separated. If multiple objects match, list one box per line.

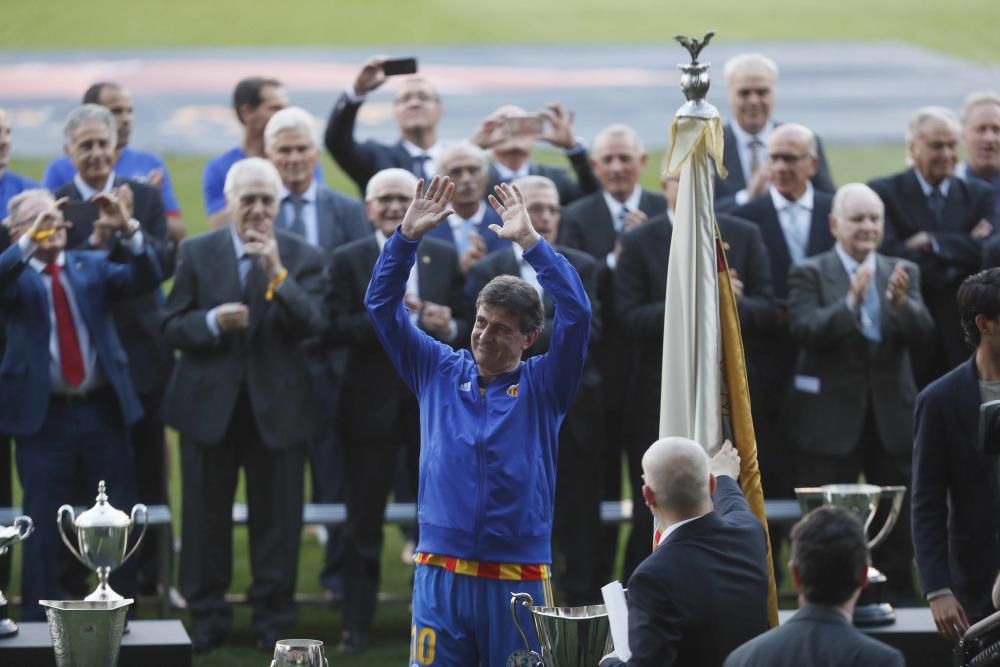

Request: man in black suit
left=912, top=268, right=1000, bottom=640
left=560, top=124, right=666, bottom=582
left=958, top=92, right=1000, bottom=220
left=327, top=167, right=465, bottom=653
left=466, top=175, right=604, bottom=604
left=325, top=56, right=443, bottom=195
left=53, top=104, right=176, bottom=596
left=724, top=507, right=904, bottom=667
left=162, top=158, right=327, bottom=652
left=715, top=53, right=835, bottom=212
left=870, top=106, right=997, bottom=386
left=600, top=439, right=769, bottom=667
left=471, top=103, right=598, bottom=205
left=786, top=183, right=934, bottom=602
left=616, top=161, right=775, bottom=581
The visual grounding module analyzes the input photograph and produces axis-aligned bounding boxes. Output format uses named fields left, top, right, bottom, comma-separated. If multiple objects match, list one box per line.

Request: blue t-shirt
left=42, top=147, right=181, bottom=215
left=202, top=147, right=325, bottom=215
left=0, top=170, right=39, bottom=215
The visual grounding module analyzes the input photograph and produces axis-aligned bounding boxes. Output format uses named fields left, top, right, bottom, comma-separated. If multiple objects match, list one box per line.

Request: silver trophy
left=0, top=515, right=33, bottom=637
left=510, top=592, right=613, bottom=667
left=39, top=598, right=132, bottom=667
left=794, top=483, right=906, bottom=626
left=271, top=638, right=330, bottom=666
left=58, top=481, right=148, bottom=602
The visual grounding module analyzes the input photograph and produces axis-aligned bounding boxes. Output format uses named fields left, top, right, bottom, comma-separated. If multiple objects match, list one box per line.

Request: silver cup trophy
left=0, top=515, right=33, bottom=637
left=271, top=638, right=330, bottom=666
left=794, top=483, right=906, bottom=626
left=39, top=598, right=133, bottom=667
left=58, top=480, right=148, bottom=602
left=510, top=592, right=613, bottom=667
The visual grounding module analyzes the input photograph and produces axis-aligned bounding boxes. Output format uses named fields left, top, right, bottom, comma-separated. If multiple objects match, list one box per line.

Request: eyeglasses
left=767, top=153, right=811, bottom=165
left=372, top=194, right=411, bottom=206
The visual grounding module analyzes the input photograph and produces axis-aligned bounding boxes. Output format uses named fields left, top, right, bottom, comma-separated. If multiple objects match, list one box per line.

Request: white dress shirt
left=447, top=201, right=488, bottom=254
left=602, top=185, right=644, bottom=269
left=769, top=183, right=815, bottom=265
left=730, top=121, right=775, bottom=206
left=279, top=180, right=320, bottom=247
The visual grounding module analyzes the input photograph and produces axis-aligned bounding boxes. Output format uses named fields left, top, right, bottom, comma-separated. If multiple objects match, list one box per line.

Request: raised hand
left=470, top=110, right=505, bottom=150
left=353, top=55, right=389, bottom=96
left=710, top=440, right=741, bottom=480
left=487, top=183, right=541, bottom=250
left=400, top=176, right=455, bottom=241
left=539, top=102, right=577, bottom=150
left=243, top=227, right=284, bottom=279
left=93, top=184, right=135, bottom=234
left=27, top=197, right=72, bottom=242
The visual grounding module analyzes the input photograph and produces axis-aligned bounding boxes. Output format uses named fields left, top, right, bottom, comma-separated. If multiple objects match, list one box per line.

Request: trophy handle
left=57, top=505, right=90, bottom=568
left=510, top=592, right=543, bottom=667
left=13, top=515, right=33, bottom=542
left=868, top=486, right=906, bottom=550
left=122, top=504, right=149, bottom=565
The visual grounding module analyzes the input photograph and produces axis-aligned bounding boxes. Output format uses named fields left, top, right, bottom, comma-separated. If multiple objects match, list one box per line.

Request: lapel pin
left=421, top=255, right=431, bottom=264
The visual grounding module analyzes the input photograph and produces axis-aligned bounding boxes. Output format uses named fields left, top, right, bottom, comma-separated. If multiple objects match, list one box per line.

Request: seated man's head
left=4, top=189, right=66, bottom=260
left=264, top=106, right=321, bottom=196
left=472, top=276, right=543, bottom=378
left=393, top=77, right=441, bottom=141
left=957, top=267, right=1000, bottom=354
left=724, top=53, right=778, bottom=135
left=829, top=183, right=885, bottom=263
left=906, top=106, right=960, bottom=187
left=641, top=437, right=713, bottom=523
left=590, top=124, right=646, bottom=204
left=224, top=157, right=282, bottom=241
left=961, top=92, right=1000, bottom=178
left=510, top=175, right=560, bottom=244
left=438, top=143, right=489, bottom=216
left=365, top=168, right=419, bottom=237
left=63, top=104, right=117, bottom=190
left=233, top=77, right=287, bottom=144
left=766, top=123, right=817, bottom=201
left=83, top=82, right=133, bottom=150
left=790, top=506, right=869, bottom=607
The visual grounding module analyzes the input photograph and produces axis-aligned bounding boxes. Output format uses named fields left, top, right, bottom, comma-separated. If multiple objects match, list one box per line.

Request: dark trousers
left=15, top=391, right=137, bottom=621
left=794, top=406, right=917, bottom=604
left=131, top=390, right=168, bottom=593
left=0, top=437, right=10, bottom=592
left=178, top=389, right=305, bottom=641
left=310, top=428, right=346, bottom=594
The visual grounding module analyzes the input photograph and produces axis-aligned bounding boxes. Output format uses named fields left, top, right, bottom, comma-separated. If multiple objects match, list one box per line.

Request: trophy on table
left=510, top=592, right=614, bottom=667
left=794, top=483, right=907, bottom=626
left=57, top=480, right=148, bottom=602
left=270, top=638, right=330, bottom=666
left=0, top=515, right=33, bottom=637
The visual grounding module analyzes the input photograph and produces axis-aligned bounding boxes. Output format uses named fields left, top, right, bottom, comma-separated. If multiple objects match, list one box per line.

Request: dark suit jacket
left=984, top=234, right=1000, bottom=269
left=327, top=234, right=465, bottom=444
left=423, top=205, right=509, bottom=258
left=0, top=241, right=162, bottom=436
left=600, top=476, right=770, bottom=667
left=485, top=154, right=599, bottom=206
left=55, top=178, right=175, bottom=395
left=714, top=121, right=836, bottom=212
left=723, top=604, right=904, bottom=667
left=324, top=92, right=416, bottom=194
left=785, top=251, right=934, bottom=456
left=275, top=185, right=370, bottom=255
left=912, top=357, right=1000, bottom=622
left=161, top=228, right=327, bottom=449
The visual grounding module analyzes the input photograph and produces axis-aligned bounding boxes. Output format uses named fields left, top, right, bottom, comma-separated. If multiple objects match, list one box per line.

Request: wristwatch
left=121, top=218, right=141, bottom=238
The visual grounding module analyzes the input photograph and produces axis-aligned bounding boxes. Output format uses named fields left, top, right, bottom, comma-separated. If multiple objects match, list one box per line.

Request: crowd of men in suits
left=0, top=49, right=999, bottom=658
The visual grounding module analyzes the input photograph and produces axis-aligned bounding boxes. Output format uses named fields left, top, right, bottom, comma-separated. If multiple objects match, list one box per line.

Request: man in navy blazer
left=0, top=188, right=161, bottom=619
left=912, top=268, right=1000, bottom=640
left=325, top=56, right=443, bottom=195
left=600, top=439, right=769, bottom=667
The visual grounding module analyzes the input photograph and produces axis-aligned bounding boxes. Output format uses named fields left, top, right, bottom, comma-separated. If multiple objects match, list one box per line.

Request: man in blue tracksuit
left=365, top=176, right=592, bottom=666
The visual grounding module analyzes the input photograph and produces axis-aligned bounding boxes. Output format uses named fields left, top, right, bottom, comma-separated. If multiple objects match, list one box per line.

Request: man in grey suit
left=786, top=183, right=934, bottom=603
left=724, top=506, right=904, bottom=667
left=162, top=158, right=327, bottom=653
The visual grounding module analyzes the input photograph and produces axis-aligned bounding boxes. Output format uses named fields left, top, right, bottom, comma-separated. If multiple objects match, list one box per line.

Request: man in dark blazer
left=616, top=167, right=775, bottom=582
left=724, top=507, right=904, bottom=667
left=0, top=188, right=161, bottom=620
left=870, top=106, right=997, bottom=386
left=466, top=175, right=604, bottom=604
left=325, top=56, right=443, bottom=195
left=326, top=167, right=465, bottom=653
left=559, top=123, right=666, bottom=583
left=787, top=183, right=934, bottom=603
left=162, top=158, right=327, bottom=652
left=600, top=439, right=769, bottom=667
left=54, top=103, right=176, bottom=595
left=715, top=53, right=834, bottom=212
left=471, top=103, right=598, bottom=205
left=912, top=268, right=1000, bottom=640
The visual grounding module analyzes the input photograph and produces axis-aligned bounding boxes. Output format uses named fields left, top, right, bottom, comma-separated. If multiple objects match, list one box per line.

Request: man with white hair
left=958, top=92, right=1000, bottom=218
left=0, top=108, right=38, bottom=213
left=600, top=440, right=769, bottom=667
left=870, top=105, right=997, bottom=385
left=716, top=53, right=835, bottom=212
left=786, top=182, right=933, bottom=604
left=162, top=157, right=327, bottom=653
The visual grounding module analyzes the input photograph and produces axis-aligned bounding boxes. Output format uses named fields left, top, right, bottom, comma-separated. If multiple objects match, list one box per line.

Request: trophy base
left=0, top=616, right=18, bottom=638
left=853, top=602, right=896, bottom=627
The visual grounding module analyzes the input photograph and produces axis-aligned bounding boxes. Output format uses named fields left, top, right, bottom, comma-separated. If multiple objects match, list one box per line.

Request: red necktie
left=43, top=263, right=85, bottom=387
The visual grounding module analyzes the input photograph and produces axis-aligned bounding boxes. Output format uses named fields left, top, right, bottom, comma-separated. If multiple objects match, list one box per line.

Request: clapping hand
left=242, top=227, right=284, bottom=279
left=400, top=176, right=455, bottom=241
left=885, top=262, right=910, bottom=309
left=847, top=265, right=873, bottom=311
left=487, top=183, right=541, bottom=250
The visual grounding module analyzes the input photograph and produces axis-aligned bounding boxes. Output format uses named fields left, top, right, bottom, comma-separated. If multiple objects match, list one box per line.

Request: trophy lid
left=72, top=481, right=132, bottom=529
